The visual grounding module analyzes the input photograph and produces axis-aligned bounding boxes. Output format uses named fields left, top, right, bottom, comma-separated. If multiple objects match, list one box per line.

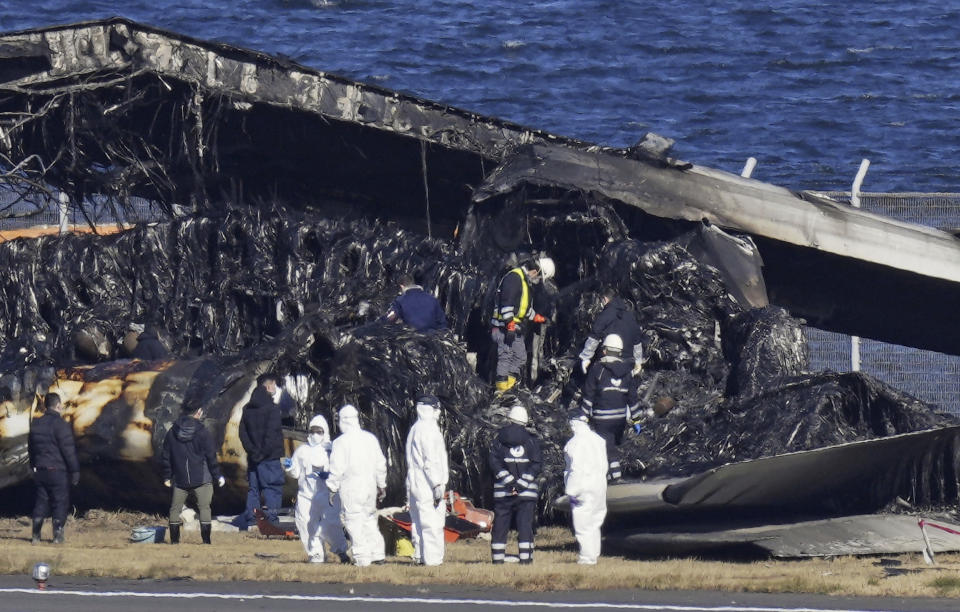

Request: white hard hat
left=537, top=257, right=555, bottom=281
left=507, top=404, right=529, bottom=425
left=603, top=334, right=624, bottom=352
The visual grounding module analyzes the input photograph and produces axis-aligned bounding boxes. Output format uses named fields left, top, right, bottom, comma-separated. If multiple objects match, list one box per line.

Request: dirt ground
left=2, top=511, right=960, bottom=598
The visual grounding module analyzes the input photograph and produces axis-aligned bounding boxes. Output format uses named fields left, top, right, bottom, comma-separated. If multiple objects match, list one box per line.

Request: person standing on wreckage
left=490, top=257, right=555, bottom=392
left=580, top=334, right=640, bottom=481
left=327, top=404, right=388, bottom=566
left=489, top=403, right=542, bottom=564
left=283, top=414, right=349, bottom=563
left=578, top=287, right=644, bottom=376
left=563, top=414, right=607, bottom=565
left=405, top=394, right=449, bottom=566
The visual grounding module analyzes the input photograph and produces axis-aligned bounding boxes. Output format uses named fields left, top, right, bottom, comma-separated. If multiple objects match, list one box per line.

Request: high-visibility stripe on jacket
left=491, top=268, right=533, bottom=326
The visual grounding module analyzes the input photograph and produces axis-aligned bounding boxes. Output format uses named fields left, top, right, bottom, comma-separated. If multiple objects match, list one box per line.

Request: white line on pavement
left=0, top=587, right=890, bottom=612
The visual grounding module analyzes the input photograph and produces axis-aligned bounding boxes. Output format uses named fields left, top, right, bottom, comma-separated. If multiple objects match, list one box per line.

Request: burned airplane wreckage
left=1, top=17, right=960, bottom=557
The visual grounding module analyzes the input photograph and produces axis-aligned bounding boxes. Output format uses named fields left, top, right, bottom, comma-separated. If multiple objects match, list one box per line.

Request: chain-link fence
left=0, top=187, right=163, bottom=228
left=806, top=191, right=960, bottom=415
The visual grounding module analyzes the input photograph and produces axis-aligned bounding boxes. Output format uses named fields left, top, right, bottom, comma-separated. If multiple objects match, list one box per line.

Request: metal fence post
left=58, top=192, right=69, bottom=235
left=849, top=159, right=870, bottom=372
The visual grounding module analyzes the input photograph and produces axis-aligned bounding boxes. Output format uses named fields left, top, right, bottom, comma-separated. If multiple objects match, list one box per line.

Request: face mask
left=308, top=433, right=324, bottom=446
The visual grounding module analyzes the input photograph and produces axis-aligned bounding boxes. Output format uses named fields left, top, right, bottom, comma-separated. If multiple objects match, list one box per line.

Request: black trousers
left=491, top=496, right=536, bottom=562
left=592, top=418, right=625, bottom=478
left=33, top=469, right=70, bottom=524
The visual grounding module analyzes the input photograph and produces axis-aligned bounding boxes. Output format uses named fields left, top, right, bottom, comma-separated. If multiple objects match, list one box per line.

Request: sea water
left=1, top=0, right=959, bottom=193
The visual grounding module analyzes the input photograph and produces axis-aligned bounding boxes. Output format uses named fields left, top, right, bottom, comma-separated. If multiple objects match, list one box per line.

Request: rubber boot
left=200, top=522, right=211, bottom=545
left=169, top=523, right=181, bottom=544
left=52, top=520, right=64, bottom=544
left=495, top=375, right=516, bottom=393
left=31, top=518, right=43, bottom=545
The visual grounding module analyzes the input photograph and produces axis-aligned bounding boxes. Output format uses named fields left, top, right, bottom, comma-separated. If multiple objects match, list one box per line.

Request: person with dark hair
left=490, top=257, right=555, bottom=392
left=488, top=403, right=541, bottom=564
left=578, top=288, right=643, bottom=375
left=259, top=372, right=297, bottom=427
left=131, top=325, right=170, bottom=360
left=382, top=274, right=447, bottom=333
left=234, top=377, right=285, bottom=530
left=161, top=405, right=225, bottom=544
left=28, top=392, right=79, bottom=544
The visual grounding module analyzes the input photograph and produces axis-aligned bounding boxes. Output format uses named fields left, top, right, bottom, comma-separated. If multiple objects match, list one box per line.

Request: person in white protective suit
left=283, top=415, right=349, bottom=563
left=405, top=394, right=449, bottom=566
left=327, top=404, right=388, bottom=567
left=563, top=414, right=608, bottom=565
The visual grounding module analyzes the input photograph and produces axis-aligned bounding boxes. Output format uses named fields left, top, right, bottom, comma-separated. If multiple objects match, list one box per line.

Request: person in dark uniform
left=382, top=274, right=447, bottom=333
left=580, top=334, right=639, bottom=481
left=161, top=405, right=225, bottom=545
left=578, top=287, right=643, bottom=375
left=234, top=378, right=285, bottom=529
left=131, top=325, right=170, bottom=360
left=488, top=403, right=541, bottom=564
left=490, top=258, right=555, bottom=392
left=28, top=393, right=79, bottom=544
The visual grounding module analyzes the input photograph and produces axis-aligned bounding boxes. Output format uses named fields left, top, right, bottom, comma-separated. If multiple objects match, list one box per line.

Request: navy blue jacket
left=583, top=298, right=643, bottom=363
left=491, top=268, right=541, bottom=327
left=489, top=423, right=542, bottom=501
left=161, top=415, right=222, bottom=489
left=132, top=327, right=170, bottom=360
left=582, top=356, right=640, bottom=423
left=28, top=411, right=80, bottom=473
left=386, top=286, right=447, bottom=332
left=239, top=387, right=284, bottom=465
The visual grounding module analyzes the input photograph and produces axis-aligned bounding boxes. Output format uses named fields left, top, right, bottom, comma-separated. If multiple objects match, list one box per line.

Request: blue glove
left=281, top=457, right=293, bottom=469
left=633, top=422, right=644, bottom=435
left=315, top=470, right=329, bottom=480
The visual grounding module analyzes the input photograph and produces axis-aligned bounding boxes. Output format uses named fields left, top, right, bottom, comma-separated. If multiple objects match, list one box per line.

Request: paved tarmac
left=0, top=575, right=956, bottom=612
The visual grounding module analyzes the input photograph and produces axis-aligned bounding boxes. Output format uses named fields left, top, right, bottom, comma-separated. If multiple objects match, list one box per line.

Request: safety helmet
left=32, top=561, right=50, bottom=584
left=507, top=404, right=529, bottom=425
left=603, top=333, right=624, bottom=353
left=537, top=257, right=555, bottom=281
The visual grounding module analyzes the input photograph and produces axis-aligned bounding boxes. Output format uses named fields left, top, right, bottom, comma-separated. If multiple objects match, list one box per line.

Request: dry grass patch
left=2, top=512, right=960, bottom=598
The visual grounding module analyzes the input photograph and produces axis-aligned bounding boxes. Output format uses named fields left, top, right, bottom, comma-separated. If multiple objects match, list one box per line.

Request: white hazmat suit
left=284, top=414, right=348, bottom=562
left=563, top=417, right=608, bottom=565
left=327, top=404, right=387, bottom=566
left=405, top=397, right=449, bottom=566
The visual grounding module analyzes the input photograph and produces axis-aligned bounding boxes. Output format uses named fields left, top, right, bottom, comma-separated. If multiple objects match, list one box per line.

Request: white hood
left=307, top=414, right=331, bottom=448
left=416, top=402, right=437, bottom=422
left=338, top=404, right=360, bottom=433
